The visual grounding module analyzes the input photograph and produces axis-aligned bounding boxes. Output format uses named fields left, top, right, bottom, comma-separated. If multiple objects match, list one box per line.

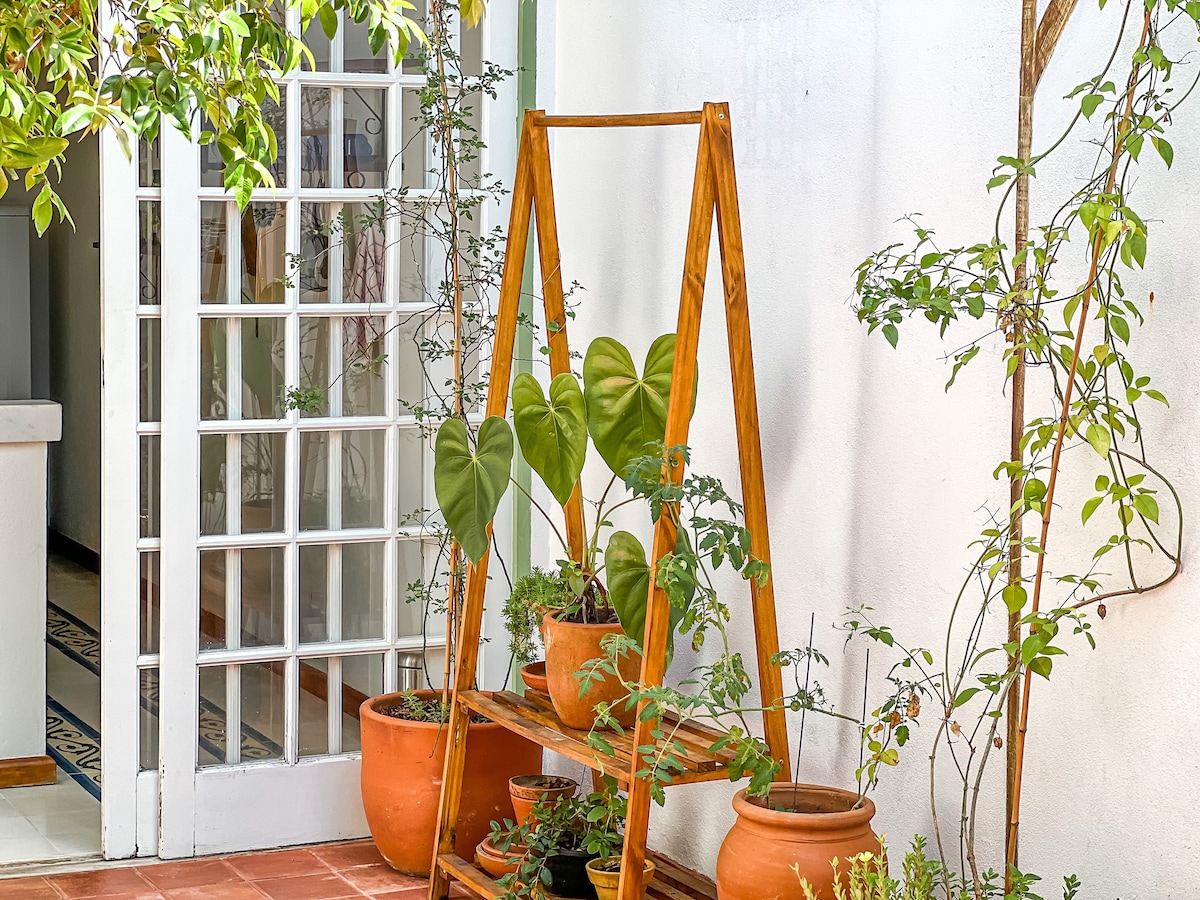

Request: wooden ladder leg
left=428, top=118, right=537, bottom=900
left=709, top=102, right=790, bottom=774
left=616, top=106, right=717, bottom=900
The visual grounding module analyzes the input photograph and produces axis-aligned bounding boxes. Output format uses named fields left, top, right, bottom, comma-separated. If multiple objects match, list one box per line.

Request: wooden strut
left=428, top=103, right=789, bottom=900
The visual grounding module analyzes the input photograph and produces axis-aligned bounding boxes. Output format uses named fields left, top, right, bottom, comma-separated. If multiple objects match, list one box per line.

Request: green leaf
left=1081, top=496, right=1104, bottom=525
left=1002, top=584, right=1028, bottom=616
left=433, top=416, right=513, bottom=564
left=953, top=687, right=980, bottom=709
left=319, top=3, right=339, bottom=39
left=986, top=174, right=1010, bottom=191
left=32, top=185, right=54, bottom=236
left=1132, top=493, right=1160, bottom=524
left=1028, top=656, right=1053, bottom=679
left=1111, top=316, right=1130, bottom=344
left=605, top=531, right=652, bottom=648
left=1085, top=423, right=1111, bottom=458
left=1152, top=135, right=1174, bottom=168
left=583, top=334, right=693, bottom=478
left=1080, top=94, right=1104, bottom=119
left=512, top=372, right=586, bottom=507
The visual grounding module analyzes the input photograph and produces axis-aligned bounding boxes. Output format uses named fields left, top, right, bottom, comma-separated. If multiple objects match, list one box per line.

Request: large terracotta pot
left=360, top=691, right=543, bottom=876
left=715, top=784, right=878, bottom=900
left=543, top=614, right=642, bottom=730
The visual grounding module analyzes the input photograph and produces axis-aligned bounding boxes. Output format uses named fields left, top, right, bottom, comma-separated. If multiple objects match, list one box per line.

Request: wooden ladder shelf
left=429, top=104, right=790, bottom=900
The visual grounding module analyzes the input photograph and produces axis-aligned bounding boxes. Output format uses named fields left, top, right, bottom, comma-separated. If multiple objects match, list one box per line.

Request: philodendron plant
left=433, top=333, right=694, bottom=651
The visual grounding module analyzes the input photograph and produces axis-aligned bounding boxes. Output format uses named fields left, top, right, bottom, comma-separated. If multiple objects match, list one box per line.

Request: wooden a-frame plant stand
left=429, top=103, right=791, bottom=900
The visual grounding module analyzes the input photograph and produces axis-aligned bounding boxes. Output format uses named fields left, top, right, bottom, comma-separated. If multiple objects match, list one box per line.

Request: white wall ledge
left=0, top=400, right=62, bottom=443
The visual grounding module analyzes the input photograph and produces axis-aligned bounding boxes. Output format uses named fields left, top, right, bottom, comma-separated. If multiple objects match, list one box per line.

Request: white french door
left=102, top=2, right=519, bottom=861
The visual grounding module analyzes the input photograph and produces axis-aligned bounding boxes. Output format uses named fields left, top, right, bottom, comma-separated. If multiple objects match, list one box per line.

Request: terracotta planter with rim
left=476, top=836, right=523, bottom=879
left=715, top=784, right=878, bottom=900
left=508, top=773, right=578, bottom=828
left=520, top=661, right=549, bottom=695
left=543, top=613, right=642, bottom=730
left=586, top=857, right=656, bottom=900
left=359, top=691, right=543, bottom=876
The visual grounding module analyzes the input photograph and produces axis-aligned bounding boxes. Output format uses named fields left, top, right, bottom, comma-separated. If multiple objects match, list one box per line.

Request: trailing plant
left=850, top=1, right=1188, bottom=894
left=488, top=778, right=626, bottom=900
left=503, top=567, right=568, bottom=666
left=379, top=690, right=450, bottom=723
left=1, top=0, right=423, bottom=226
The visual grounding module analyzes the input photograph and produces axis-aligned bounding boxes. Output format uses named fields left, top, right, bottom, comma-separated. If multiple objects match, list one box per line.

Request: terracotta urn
left=359, top=691, right=543, bottom=876
left=509, top=773, right=578, bottom=828
left=542, top=613, right=642, bottom=730
left=715, top=784, right=878, bottom=899
left=586, top=857, right=656, bottom=900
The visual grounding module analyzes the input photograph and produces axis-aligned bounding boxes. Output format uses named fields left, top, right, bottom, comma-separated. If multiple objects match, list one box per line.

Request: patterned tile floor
left=0, top=840, right=472, bottom=899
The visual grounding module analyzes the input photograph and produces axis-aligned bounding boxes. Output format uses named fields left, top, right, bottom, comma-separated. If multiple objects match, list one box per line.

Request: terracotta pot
left=715, top=784, right=878, bottom=900
left=476, top=836, right=524, bottom=879
left=509, top=774, right=578, bottom=828
left=543, top=613, right=642, bottom=730
left=520, top=661, right=549, bottom=696
left=360, top=691, right=543, bottom=876
left=586, top=857, right=656, bottom=900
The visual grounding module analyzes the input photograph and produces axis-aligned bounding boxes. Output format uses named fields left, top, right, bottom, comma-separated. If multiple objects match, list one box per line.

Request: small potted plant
left=509, top=773, right=578, bottom=828
left=503, top=567, right=569, bottom=694
left=489, top=777, right=628, bottom=900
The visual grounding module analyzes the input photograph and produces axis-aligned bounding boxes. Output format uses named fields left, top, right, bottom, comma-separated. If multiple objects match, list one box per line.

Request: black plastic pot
left=545, top=847, right=599, bottom=899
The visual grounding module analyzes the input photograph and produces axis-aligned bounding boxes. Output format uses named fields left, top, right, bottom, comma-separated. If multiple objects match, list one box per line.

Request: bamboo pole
left=1005, top=9, right=1152, bottom=883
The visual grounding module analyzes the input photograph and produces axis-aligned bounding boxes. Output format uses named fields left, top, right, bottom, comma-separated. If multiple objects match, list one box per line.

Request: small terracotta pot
left=360, top=691, right=543, bottom=876
left=476, top=836, right=523, bottom=879
left=509, top=773, right=578, bottom=828
left=520, top=661, right=549, bottom=696
left=715, top=783, right=878, bottom=900
left=586, top=857, right=656, bottom=900
left=543, top=613, right=642, bottom=730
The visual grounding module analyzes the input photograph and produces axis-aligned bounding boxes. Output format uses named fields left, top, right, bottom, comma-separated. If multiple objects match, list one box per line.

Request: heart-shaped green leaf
left=512, top=372, right=587, bottom=507
left=434, top=416, right=513, bottom=564
left=605, top=530, right=690, bottom=670
left=583, top=334, right=694, bottom=478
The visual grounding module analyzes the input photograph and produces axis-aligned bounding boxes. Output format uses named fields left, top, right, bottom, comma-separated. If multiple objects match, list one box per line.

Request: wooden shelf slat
left=436, top=854, right=500, bottom=899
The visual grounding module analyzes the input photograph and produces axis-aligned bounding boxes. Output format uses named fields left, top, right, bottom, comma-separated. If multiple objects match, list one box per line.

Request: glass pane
left=201, top=202, right=229, bottom=304
left=344, top=88, right=386, bottom=189
left=343, top=15, right=387, bottom=73
left=396, top=426, right=424, bottom=520
left=341, top=654, right=384, bottom=752
left=299, top=431, right=330, bottom=531
left=139, top=201, right=161, bottom=305
left=198, top=665, right=227, bottom=767
left=342, top=316, right=386, bottom=415
left=139, top=318, right=161, bottom=422
left=298, top=544, right=329, bottom=644
left=298, top=657, right=330, bottom=757
left=241, top=662, right=285, bottom=761
left=263, top=95, right=287, bottom=188
left=397, top=220, right=425, bottom=304
left=200, top=318, right=228, bottom=420
left=399, top=88, right=425, bottom=190
left=200, top=434, right=228, bottom=536
left=342, top=541, right=384, bottom=640
left=140, top=552, right=161, bottom=655
left=241, top=546, right=285, bottom=647
left=395, top=319, right=425, bottom=413
left=397, top=539, right=425, bottom=637
left=301, top=87, right=331, bottom=188
left=200, top=117, right=224, bottom=188
left=302, top=19, right=331, bottom=71
left=342, top=204, right=386, bottom=306
left=139, top=668, right=159, bottom=772
left=138, top=135, right=161, bottom=188
left=242, top=317, right=286, bottom=419
left=240, top=203, right=287, bottom=305
left=140, top=434, right=160, bottom=538
left=199, top=549, right=228, bottom=650
left=241, top=432, right=286, bottom=533
left=300, top=204, right=333, bottom=304
left=299, top=316, right=331, bottom=416
left=342, top=429, right=385, bottom=528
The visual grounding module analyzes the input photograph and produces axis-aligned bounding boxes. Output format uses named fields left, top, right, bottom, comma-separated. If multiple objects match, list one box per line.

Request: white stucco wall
left=536, top=2, right=1200, bottom=894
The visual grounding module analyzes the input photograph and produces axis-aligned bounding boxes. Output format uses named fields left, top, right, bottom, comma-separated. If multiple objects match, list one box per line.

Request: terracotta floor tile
left=252, top=873, right=361, bottom=900
left=309, top=841, right=386, bottom=871
left=0, top=876, right=63, bottom=899
left=136, top=861, right=239, bottom=892
left=161, top=884, right=266, bottom=899
left=334, top=865, right=425, bottom=894
left=48, top=868, right=157, bottom=899
left=367, top=891, right=425, bottom=900
left=224, top=849, right=329, bottom=881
